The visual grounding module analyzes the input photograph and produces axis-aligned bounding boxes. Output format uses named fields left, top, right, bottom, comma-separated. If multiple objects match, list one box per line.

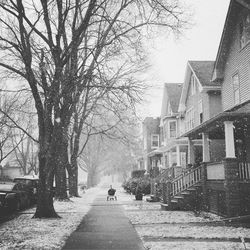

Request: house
left=142, top=117, right=161, bottom=174
left=158, top=83, right=186, bottom=178
left=178, top=60, right=223, bottom=165
left=161, top=0, right=250, bottom=217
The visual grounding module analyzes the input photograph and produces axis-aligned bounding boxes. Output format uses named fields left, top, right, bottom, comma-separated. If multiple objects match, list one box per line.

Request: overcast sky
left=139, top=0, right=230, bottom=118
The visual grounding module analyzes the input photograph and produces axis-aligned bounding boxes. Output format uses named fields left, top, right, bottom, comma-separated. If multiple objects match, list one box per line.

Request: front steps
left=161, top=184, right=202, bottom=211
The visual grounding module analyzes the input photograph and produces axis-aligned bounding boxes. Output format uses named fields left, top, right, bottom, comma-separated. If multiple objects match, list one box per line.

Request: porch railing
left=172, top=166, right=202, bottom=196
left=159, top=168, right=172, bottom=181
left=239, top=162, right=250, bottom=180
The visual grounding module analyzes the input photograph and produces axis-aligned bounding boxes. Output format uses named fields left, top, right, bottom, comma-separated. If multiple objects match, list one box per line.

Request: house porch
left=180, top=102, right=250, bottom=217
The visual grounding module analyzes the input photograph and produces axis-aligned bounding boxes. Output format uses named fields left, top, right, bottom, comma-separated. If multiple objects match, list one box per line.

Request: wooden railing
left=172, top=166, right=202, bottom=196
left=159, top=168, right=173, bottom=181
left=239, top=162, right=250, bottom=180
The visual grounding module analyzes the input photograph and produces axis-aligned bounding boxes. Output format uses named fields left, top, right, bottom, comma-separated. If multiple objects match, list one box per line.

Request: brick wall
left=239, top=183, right=250, bottom=215
left=206, top=181, right=226, bottom=216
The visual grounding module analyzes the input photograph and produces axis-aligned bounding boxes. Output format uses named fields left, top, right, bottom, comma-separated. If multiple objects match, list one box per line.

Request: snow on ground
left=1, top=184, right=250, bottom=250
left=121, top=191, right=250, bottom=250
left=136, top=224, right=250, bottom=239
left=143, top=241, right=248, bottom=250
left=0, top=186, right=103, bottom=250
left=125, top=210, right=218, bottom=224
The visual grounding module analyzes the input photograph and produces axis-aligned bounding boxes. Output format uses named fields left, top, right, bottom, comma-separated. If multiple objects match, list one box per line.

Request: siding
left=185, top=79, right=203, bottom=129
left=222, top=7, right=250, bottom=111
left=184, top=79, right=215, bottom=130
left=208, top=92, right=222, bottom=118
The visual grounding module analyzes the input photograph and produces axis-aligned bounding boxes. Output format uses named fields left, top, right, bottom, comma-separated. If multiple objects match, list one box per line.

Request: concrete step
left=160, top=203, right=170, bottom=211
left=171, top=199, right=178, bottom=203
left=174, top=195, right=184, bottom=200
left=181, top=191, right=191, bottom=195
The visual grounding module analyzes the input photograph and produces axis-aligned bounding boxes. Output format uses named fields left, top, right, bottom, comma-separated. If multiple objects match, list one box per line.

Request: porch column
left=202, top=133, right=210, bottom=162
left=168, top=151, right=172, bottom=167
left=188, top=138, right=195, bottom=164
left=176, top=145, right=181, bottom=166
left=224, top=121, right=236, bottom=158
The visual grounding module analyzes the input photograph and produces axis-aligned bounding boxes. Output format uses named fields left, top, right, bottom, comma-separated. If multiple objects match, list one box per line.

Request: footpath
left=62, top=190, right=145, bottom=250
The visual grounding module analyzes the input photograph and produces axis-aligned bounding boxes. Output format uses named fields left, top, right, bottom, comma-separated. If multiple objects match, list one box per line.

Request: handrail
left=239, top=162, right=250, bottom=180
left=158, top=167, right=172, bottom=181
left=171, top=166, right=202, bottom=196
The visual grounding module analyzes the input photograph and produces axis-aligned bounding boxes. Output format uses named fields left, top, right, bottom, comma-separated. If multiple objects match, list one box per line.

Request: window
left=232, top=73, right=240, bottom=105
left=163, top=121, right=168, bottom=142
left=240, top=12, right=250, bottom=49
left=151, top=134, right=159, bottom=148
left=198, top=100, right=203, bottom=124
left=167, top=103, right=172, bottom=116
left=143, top=130, right=147, bottom=149
left=185, top=108, right=195, bottom=131
left=190, top=74, right=196, bottom=95
left=169, top=121, right=177, bottom=138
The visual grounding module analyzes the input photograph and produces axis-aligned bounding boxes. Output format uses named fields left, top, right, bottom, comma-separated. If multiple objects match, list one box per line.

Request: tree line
left=0, top=0, right=190, bottom=218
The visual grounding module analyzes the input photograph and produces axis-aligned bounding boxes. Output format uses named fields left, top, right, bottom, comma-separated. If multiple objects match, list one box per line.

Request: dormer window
left=190, top=74, right=196, bottom=95
left=240, top=12, right=250, bottom=49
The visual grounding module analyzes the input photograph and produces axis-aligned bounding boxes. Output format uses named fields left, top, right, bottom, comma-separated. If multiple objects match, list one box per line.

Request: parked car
left=14, top=175, right=39, bottom=204
left=0, top=182, right=30, bottom=212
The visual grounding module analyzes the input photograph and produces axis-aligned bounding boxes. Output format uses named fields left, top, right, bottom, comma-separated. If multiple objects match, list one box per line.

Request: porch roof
left=147, top=148, right=163, bottom=157
left=180, top=102, right=250, bottom=139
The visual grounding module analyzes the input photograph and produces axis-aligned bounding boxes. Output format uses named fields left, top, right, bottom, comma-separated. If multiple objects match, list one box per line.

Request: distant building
left=142, top=117, right=161, bottom=173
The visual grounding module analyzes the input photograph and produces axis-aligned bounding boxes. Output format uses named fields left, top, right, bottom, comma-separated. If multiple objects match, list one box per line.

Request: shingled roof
left=165, top=83, right=182, bottom=113
left=188, top=61, right=217, bottom=86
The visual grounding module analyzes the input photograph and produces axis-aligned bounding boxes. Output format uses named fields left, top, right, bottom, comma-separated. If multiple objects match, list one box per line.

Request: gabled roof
left=165, top=83, right=182, bottom=113
left=212, top=0, right=250, bottom=81
left=189, top=61, right=217, bottom=86
left=179, top=61, right=219, bottom=112
left=161, top=83, right=182, bottom=118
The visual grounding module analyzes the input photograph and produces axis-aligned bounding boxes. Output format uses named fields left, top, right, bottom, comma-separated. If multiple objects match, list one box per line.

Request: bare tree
left=0, top=90, right=35, bottom=167
left=0, top=0, right=190, bottom=218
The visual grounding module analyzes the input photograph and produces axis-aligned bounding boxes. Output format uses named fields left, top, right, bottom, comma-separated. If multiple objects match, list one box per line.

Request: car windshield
left=0, top=183, right=15, bottom=191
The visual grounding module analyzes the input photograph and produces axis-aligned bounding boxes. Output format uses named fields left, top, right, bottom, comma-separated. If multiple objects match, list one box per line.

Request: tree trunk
left=68, top=158, right=79, bottom=197
left=54, top=127, right=68, bottom=200
left=33, top=147, right=59, bottom=218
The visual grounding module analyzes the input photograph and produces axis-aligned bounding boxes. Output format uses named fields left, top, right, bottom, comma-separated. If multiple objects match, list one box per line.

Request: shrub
left=122, top=174, right=151, bottom=195
left=131, top=169, right=146, bottom=178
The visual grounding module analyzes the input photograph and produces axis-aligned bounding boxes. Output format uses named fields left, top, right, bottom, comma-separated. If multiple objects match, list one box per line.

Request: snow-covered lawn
left=122, top=192, right=250, bottom=250
left=1, top=186, right=250, bottom=250
left=125, top=210, right=219, bottom=224
left=0, top=187, right=103, bottom=250
left=143, top=241, right=248, bottom=250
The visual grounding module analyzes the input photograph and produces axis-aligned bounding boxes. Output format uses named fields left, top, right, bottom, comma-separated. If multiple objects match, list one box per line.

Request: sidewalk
left=62, top=190, right=145, bottom=250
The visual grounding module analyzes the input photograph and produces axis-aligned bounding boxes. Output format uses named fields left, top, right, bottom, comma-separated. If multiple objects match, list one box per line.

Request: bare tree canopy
left=0, top=0, right=191, bottom=218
